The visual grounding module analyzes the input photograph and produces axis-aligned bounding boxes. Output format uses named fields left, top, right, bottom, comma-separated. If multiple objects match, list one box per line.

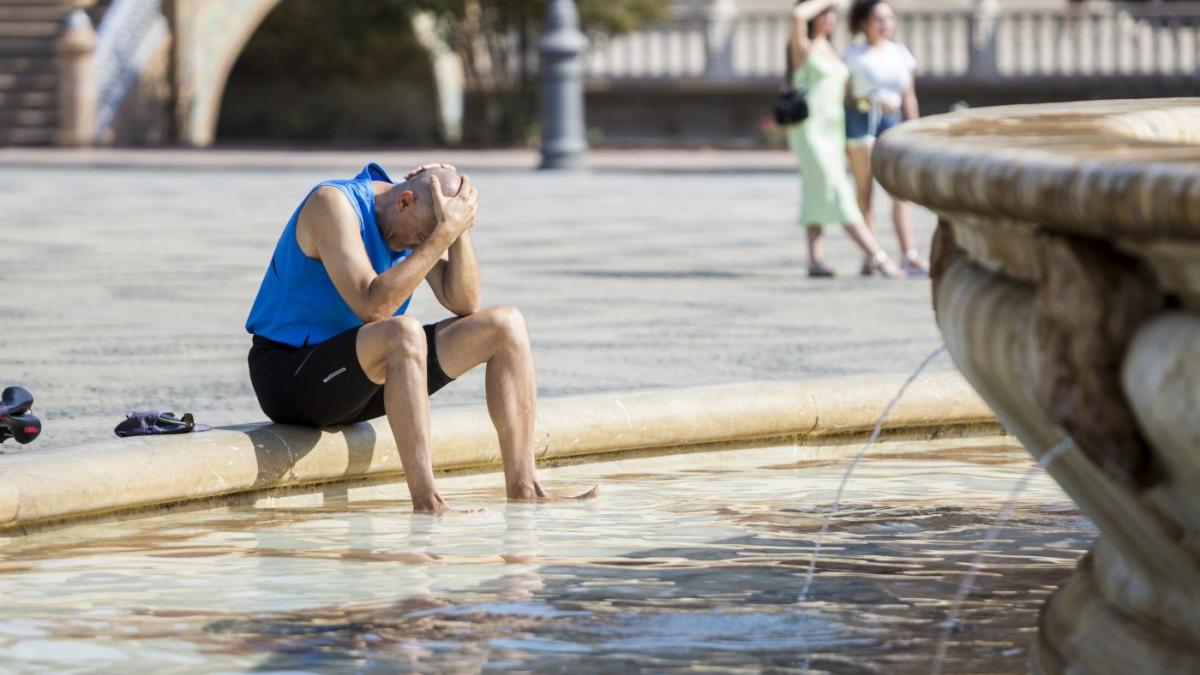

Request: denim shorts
left=846, top=105, right=902, bottom=141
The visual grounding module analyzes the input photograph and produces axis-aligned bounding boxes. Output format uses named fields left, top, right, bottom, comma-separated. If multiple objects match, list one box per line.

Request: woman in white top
left=843, top=0, right=928, bottom=276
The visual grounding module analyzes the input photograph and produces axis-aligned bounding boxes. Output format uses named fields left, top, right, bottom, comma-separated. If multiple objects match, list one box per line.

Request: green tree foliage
left=408, top=0, right=669, bottom=36
left=219, top=0, right=668, bottom=145
left=410, top=0, right=669, bottom=145
left=579, top=0, right=672, bottom=34
left=219, top=1, right=441, bottom=144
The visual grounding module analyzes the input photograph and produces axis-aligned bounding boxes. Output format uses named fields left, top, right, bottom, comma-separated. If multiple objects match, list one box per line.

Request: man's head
left=379, top=167, right=464, bottom=250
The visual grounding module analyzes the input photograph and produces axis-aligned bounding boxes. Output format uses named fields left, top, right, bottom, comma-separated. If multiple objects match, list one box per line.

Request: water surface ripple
left=0, top=439, right=1094, bottom=673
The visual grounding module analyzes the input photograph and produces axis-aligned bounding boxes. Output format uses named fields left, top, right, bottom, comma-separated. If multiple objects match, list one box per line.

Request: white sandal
left=869, top=251, right=906, bottom=279
left=901, top=249, right=930, bottom=277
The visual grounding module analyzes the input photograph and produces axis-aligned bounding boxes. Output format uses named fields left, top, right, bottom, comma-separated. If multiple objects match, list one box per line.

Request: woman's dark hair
left=849, top=0, right=886, bottom=35
left=808, top=7, right=832, bottom=38
left=791, top=1, right=834, bottom=39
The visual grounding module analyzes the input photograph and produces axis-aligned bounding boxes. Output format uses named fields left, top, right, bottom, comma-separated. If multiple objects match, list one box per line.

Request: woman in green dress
left=786, top=0, right=902, bottom=278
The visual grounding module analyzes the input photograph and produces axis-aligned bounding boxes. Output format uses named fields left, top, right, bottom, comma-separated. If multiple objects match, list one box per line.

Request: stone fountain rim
left=873, top=98, right=1200, bottom=242
left=0, top=373, right=997, bottom=539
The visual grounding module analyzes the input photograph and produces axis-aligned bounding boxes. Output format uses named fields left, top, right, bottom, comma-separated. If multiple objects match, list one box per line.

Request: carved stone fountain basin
left=875, top=99, right=1200, bottom=674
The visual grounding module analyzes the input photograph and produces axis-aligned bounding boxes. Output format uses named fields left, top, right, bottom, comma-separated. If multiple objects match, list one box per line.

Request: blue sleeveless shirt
left=245, top=163, right=412, bottom=347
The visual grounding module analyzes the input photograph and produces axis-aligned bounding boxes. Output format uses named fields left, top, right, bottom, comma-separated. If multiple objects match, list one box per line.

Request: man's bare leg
left=356, top=316, right=447, bottom=513
left=433, top=306, right=598, bottom=501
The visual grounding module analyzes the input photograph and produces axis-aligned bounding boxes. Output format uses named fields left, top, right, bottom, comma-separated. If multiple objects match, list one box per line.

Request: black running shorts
left=248, top=324, right=454, bottom=426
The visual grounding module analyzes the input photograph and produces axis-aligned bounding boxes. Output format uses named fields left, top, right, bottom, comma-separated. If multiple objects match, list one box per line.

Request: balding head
left=379, top=166, right=464, bottom=249
left=404, top=167, right=463, bottom=228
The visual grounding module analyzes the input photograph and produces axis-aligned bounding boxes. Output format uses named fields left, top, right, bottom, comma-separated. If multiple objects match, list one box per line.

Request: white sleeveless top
left=844, top=40, right=916, bottom=108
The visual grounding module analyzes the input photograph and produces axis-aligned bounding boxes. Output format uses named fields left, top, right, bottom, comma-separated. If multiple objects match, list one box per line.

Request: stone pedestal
left=875, top=99, right=1200, bottom=673
left=55, top=9, right=97, bottom=147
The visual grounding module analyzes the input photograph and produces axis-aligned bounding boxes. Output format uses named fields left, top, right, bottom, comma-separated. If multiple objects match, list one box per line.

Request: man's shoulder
left=297, top=184, right=362, bottom=256
left=302, top=185, right=358, bottom=224
left=309, top=183, right=350, bottom=205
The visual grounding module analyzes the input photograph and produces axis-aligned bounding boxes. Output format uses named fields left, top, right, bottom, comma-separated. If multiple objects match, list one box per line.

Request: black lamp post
left=538, top=0, right=589, bottom=170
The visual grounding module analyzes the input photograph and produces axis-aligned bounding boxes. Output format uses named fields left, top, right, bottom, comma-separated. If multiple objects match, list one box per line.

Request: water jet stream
left=928, top=437, right=1075, bottom=675
left=796, top=344, right=947, bottom=607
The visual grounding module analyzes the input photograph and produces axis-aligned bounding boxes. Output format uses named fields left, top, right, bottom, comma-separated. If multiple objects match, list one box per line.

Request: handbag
left=774, top=88, right=809, bottom=126
left=774, top=50, right=809, bottom=125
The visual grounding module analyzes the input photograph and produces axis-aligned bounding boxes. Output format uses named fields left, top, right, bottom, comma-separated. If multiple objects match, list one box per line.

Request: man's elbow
left=360, top=307, right=390, bottom=324
left=360, top=297, right=395, bottom=323
left=360, top=279, right=396, bottom=323
left=450, top=292, right=481, bottom=317
left=451, top=299, right=481, bottom=317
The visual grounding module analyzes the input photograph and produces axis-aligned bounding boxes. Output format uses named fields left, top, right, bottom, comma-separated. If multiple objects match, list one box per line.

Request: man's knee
left=485, top=306, right=528, bottom=345
left=379, top=316, right=427, bottom=366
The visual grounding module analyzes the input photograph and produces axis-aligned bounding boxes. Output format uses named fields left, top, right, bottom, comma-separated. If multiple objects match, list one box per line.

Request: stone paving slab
left=0, top=154, right=946, bottom=452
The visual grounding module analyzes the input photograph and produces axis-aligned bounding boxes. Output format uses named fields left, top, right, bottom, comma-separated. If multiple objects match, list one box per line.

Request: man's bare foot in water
left=411, top=497, right=485, bottom=516
left=411, top=492, right=451, bottom=514
left=409, top=484, right=599, bottom=513
left=507, top=481, right=601, bottom=502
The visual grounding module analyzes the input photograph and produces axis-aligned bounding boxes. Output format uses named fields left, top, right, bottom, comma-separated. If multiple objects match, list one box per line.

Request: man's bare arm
left=426, top=231, right=481, bottom=316
left=303, top=179, right=475, bottom=323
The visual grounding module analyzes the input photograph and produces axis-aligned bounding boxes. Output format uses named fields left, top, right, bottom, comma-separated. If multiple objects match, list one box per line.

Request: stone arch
left=173, top=0, right=284, bottom=147
left=213, top=2, right=443, bottom=146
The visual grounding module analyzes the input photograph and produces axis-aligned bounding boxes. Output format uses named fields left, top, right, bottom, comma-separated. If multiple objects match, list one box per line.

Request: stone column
left=539, top=0, right=589, bottom=170
left=412, top=11, right=464, bottom=146
left=704, top=0, right=738, bottom=80
left=967, top=0, right=999, bottom=79
left=55, top=9, right=98, bottom=147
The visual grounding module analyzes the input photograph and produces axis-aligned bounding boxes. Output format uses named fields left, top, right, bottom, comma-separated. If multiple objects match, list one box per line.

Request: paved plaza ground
left=0, top=150, right=947, bottom=452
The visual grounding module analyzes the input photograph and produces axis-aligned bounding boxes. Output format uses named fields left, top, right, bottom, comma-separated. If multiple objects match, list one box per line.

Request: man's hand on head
left=429, top=174, right=478, bottom=242
left=405, top=163, right=458, bottom=180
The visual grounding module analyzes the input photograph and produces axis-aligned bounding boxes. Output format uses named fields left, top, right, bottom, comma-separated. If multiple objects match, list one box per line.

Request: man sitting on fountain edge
left=244, top=162, right=598, bottom=513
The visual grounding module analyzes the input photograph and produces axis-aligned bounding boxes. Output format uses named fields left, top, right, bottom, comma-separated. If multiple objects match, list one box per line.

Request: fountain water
left=929, top=437, right=1075, bottom=675
left=796, top=344, right=947, bottom=607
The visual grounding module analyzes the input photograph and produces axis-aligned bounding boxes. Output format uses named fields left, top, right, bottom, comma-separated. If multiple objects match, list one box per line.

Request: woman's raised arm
left=788, top=0, right=838, bottom=73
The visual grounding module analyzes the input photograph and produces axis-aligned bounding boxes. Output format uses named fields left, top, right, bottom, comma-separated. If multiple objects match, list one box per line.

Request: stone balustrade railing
left=554, top=2, right=1200, bottom=83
